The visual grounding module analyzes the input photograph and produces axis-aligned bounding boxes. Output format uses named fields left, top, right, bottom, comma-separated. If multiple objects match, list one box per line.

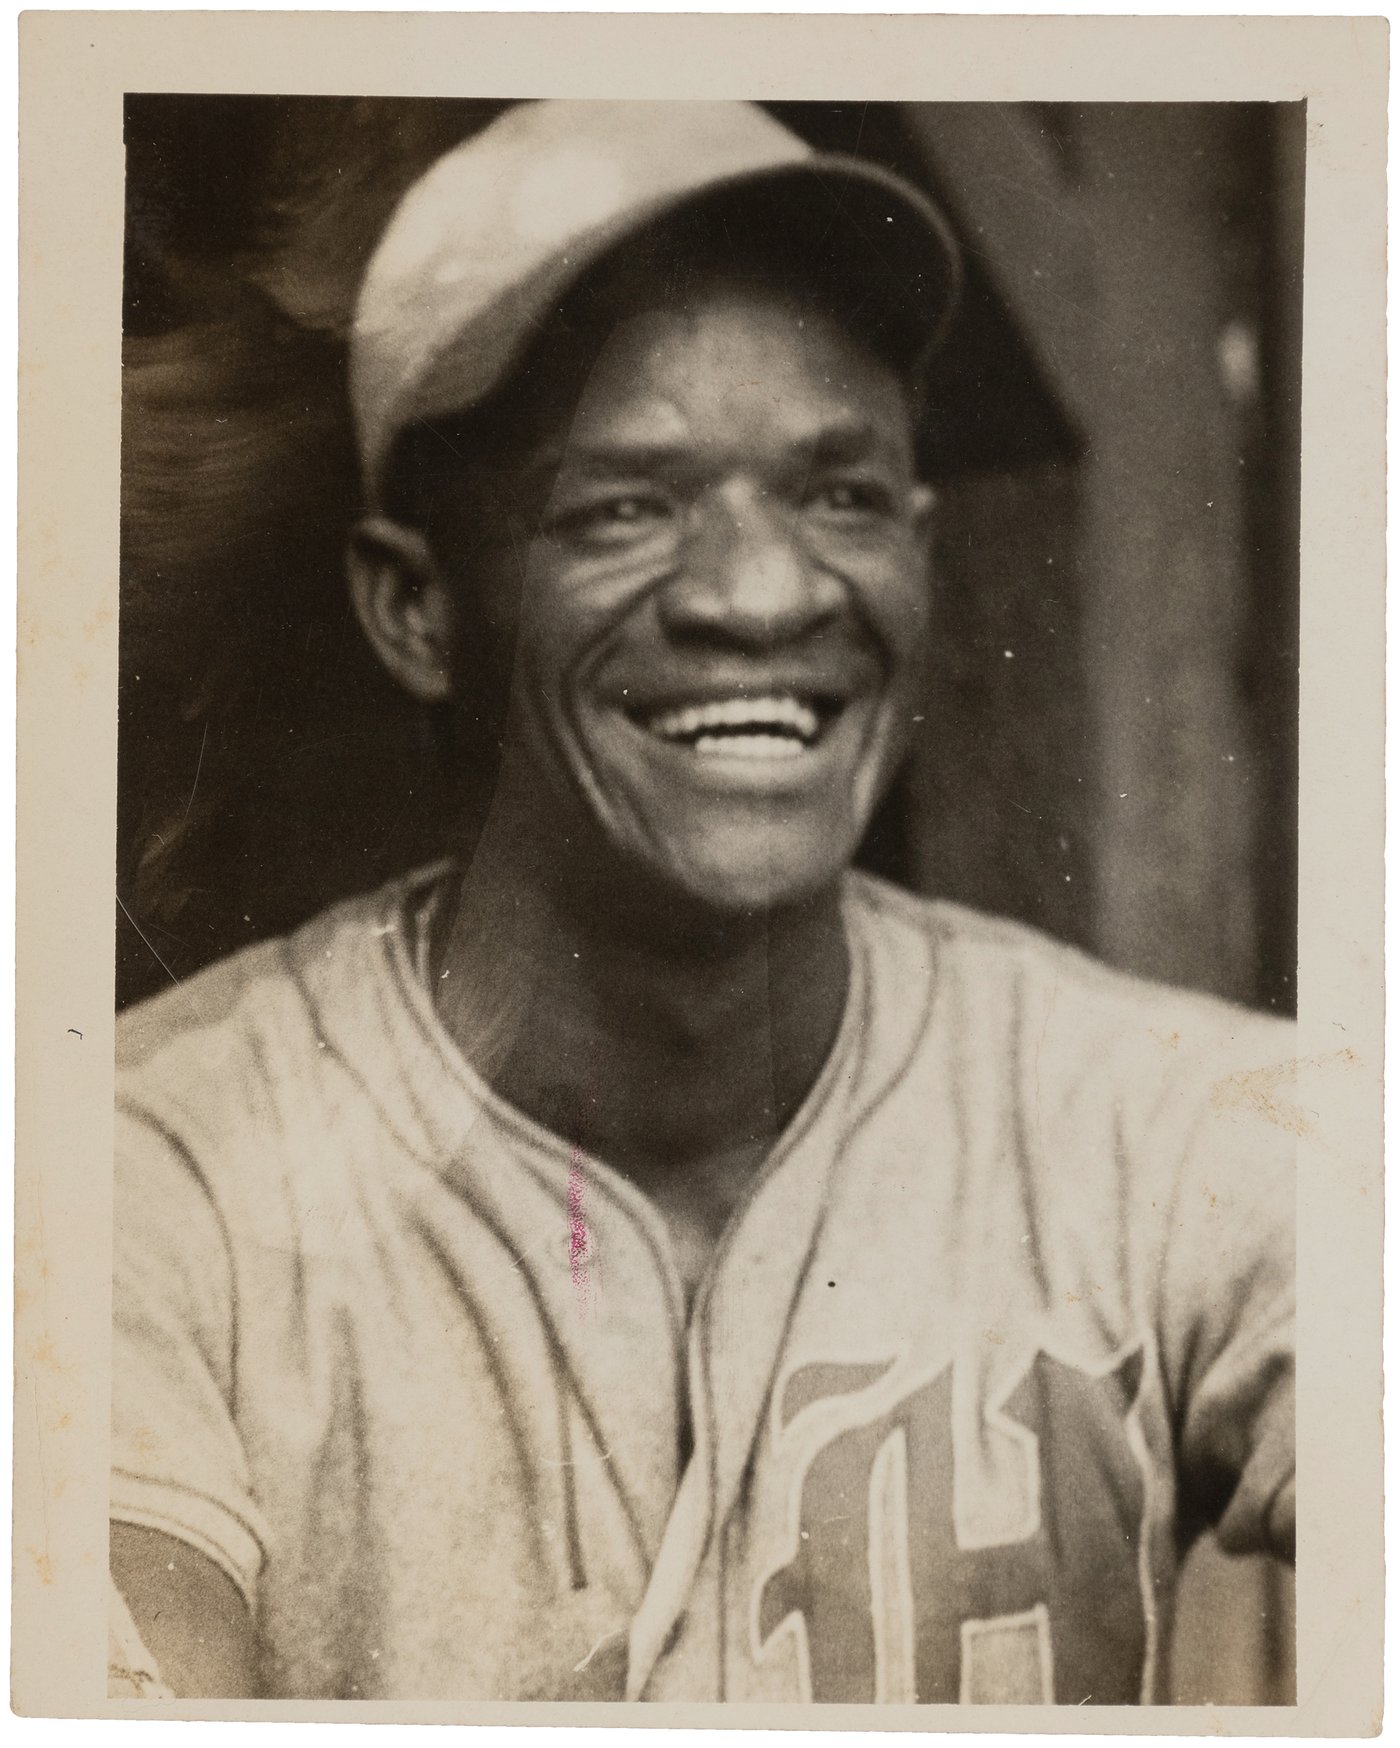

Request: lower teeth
left=691, top=733, right=807, bottom=759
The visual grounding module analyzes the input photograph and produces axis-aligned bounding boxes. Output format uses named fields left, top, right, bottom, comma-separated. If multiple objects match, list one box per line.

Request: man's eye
left=810, top=479, right=897, bottom=518
left=555, top=494, right=671, bottom=546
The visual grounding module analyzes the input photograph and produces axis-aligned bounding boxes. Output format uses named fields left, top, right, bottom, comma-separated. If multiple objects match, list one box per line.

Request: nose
left=656, top=490, right=845, bottom=648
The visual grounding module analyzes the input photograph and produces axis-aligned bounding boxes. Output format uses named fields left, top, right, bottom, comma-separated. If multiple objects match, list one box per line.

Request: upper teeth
left=646, top=694, right=821, bottom=743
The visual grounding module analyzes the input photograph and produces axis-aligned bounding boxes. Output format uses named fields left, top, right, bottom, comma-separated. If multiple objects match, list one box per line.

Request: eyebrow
left=533, top=418, right=904, bottom=481
left=532, top=441, right=691, bottom=479
left=799, top=420, right=902, bottom=467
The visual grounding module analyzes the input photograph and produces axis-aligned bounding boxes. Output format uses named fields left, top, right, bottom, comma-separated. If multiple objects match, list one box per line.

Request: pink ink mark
left=568, top=1145, right=593, bottom=1313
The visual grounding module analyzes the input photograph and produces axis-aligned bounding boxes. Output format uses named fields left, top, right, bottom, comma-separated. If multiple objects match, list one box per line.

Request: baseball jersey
left=111, top=863, right=1294, bottom=1703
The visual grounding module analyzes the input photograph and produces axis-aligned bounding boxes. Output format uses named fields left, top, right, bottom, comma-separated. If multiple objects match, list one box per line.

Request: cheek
left=514, top=541, right=660, bottom=687
left=458, top=525, right=579, bottom=669
left=503, top=557, right=619, bottom=723
left=858, top=558, right=932, bottom=677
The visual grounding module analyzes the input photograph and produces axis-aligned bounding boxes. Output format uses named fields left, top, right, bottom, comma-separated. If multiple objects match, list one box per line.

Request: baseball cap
left=350, top=99, right=962, bottom=508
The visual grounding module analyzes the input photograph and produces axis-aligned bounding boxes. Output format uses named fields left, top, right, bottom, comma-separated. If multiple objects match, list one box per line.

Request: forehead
left=519, top=272, right=919, bottom=461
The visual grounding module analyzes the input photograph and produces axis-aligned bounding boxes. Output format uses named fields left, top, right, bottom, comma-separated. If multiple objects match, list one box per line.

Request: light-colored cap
left=350, top=99, right=961, bottom=506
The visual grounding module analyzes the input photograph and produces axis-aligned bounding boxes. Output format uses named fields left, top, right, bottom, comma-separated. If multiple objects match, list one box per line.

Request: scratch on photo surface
left=116, top=893, right=178, bottom=986
left=179, top=720, right=209, bottom=825
left=573, top=1626, right=625, bottom=1673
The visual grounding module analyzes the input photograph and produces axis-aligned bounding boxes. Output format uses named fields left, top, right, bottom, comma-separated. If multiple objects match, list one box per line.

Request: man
left=110, top=100, right=1294, bottom=1704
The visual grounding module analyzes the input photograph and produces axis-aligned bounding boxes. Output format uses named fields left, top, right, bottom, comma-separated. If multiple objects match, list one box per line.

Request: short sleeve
left=1157, top=1030, right=1296, bottom=1562
left=111, top=1103, right=268, bottom=1609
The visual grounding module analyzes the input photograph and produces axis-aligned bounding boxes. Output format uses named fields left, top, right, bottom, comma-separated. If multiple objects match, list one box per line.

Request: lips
left=628, top=691, right=838, bottom=760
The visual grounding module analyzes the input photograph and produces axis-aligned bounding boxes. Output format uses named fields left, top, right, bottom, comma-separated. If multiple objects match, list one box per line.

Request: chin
left=649, top=831, right=859, bottom=921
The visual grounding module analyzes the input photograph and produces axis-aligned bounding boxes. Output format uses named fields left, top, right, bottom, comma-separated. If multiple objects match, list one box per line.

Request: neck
left=429, top=803, right=850, bottom=1193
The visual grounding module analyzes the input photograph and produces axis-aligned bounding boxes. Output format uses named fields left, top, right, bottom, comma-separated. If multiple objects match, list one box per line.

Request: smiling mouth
left=627, top=692, right=843, bottom=760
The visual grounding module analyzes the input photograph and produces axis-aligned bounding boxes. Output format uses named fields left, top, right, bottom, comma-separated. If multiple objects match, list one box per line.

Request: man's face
left=452, top=277, right=935, bottom=918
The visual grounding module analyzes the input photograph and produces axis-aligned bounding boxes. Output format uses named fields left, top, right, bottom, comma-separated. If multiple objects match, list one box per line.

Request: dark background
left=117, top=98, right=1302, bottom=1701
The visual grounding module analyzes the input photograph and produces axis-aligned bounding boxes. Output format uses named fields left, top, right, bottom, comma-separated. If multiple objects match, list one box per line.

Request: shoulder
left=842, top=874, right=1296, bottom=1271
left=116, top=866, right=442, bottom=1147
left=843, top=869, right=1293, bottom=1095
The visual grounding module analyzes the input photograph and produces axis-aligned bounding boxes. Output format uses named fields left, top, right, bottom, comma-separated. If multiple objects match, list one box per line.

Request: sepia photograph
left=13, top=11, right=1384, bottom=1732
left=110, top=92, right=1299, bottom=1708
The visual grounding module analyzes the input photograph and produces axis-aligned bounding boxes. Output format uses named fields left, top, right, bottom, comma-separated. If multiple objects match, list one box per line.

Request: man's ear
left=347, top=517, right=458, bottom=704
